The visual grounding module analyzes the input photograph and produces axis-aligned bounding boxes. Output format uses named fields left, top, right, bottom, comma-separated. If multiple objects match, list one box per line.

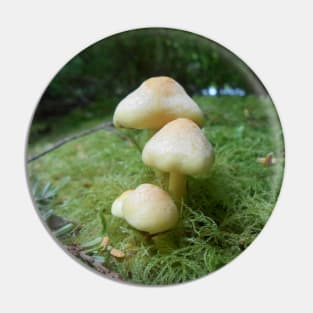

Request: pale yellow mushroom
left=111, top=190, right=134, bottom=218
left=142, top=118, right=214, bottom=203
left=113, top=76, right=204, bottom=130
left=122, top=184, right=179, bottom=234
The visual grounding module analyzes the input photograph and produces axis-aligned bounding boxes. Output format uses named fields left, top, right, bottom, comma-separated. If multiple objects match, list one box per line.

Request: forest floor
left=27, top=96, right=284, bottom=285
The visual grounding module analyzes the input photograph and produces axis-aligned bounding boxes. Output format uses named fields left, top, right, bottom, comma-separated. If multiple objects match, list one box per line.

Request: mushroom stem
left=169, top=172, right=186, bottom=205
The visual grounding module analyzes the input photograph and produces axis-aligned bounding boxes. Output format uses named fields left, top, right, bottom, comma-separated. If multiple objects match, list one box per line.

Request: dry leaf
left=110, top=248, right=125, bottom=258
left=244, top=108, right=250, bottom=118
left=101, top=236, right=110, bottom=250
left=83, top=181, right=93, bottom=188
left=257, top=152, right=277, bottom=166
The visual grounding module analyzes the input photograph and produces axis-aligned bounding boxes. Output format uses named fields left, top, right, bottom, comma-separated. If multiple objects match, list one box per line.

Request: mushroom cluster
left=111, top=76, right=214, bottom=234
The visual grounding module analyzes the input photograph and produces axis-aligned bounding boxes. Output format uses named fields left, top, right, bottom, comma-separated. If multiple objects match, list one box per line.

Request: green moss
left=27, top=96, right=284, bottom=285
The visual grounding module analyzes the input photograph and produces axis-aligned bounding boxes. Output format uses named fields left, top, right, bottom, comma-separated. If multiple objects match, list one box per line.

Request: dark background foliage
left=33, top=28, right=267, bottom=121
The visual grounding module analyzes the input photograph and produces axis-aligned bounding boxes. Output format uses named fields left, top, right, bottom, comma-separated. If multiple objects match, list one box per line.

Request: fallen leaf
left=83, top=181, right=93, bottom=188
left=101, top=236, right=110, bottom=250
left=244, top=108, right=250, bottom=118
left=257, top=152, right=277, bottom=166
left=110, top=248, right=125, bottom=258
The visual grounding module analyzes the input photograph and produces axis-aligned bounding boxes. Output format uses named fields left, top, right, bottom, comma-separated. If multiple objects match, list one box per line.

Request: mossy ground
left=27, top=96, right=284, bottom=285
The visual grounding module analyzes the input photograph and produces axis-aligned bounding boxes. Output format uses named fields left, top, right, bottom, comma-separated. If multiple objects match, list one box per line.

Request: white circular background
left=1, top=1, right=312, bottom=312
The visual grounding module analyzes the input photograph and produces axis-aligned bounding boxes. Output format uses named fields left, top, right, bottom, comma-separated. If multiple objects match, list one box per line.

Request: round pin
left=26, top=28, right=284, bottom=285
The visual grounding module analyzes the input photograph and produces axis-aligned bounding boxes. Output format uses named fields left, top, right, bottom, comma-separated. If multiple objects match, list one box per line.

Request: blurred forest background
left=30, top=28, right=268, bottom=143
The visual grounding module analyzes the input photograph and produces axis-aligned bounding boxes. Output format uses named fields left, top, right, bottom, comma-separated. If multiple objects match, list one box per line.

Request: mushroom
left=111, top=190, right=134, bottom=218
left=113, top=76, right=204, bottom=132
left=142, top=118, right=214, bottom=203
left=122, top=184, right=179, bottom=234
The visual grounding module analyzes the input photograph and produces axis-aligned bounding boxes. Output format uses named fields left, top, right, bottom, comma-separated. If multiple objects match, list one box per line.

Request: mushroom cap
left=142, top=118, right=214, bottom=175
left=122, top=184, right=179, bottom=234
left=113, top=76, right=204, bottom=129
left=111, top=190, right=134, bottom=218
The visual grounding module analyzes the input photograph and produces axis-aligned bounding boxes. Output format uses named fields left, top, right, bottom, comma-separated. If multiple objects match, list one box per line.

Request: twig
left=114, top=128, right=142, bottom=152
left=67, top=244, right=122, bottom=280
left=27, top=122, right=114, bottom=163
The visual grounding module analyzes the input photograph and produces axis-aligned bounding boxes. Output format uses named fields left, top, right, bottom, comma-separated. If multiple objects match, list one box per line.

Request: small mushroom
left=111, top=190, right=134, bottom=218
left=122, top=184, right=179, bottom=234
left=142, top=118, right=214, bottom=203
left=113, top=76, right=204, bottom=131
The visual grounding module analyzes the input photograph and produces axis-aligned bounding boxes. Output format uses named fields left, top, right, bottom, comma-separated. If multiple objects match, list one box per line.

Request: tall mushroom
left=122, top=184, right=179, bottom=234
left=142, top=118, right=214, bottom=204
left=113, top=76, right=204, bottom=132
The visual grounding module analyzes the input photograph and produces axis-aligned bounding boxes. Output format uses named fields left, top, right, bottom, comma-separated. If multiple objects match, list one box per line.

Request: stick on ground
left=67, top=244, right=122, bottom=280
left=27, top=122, right=114, bottom=163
